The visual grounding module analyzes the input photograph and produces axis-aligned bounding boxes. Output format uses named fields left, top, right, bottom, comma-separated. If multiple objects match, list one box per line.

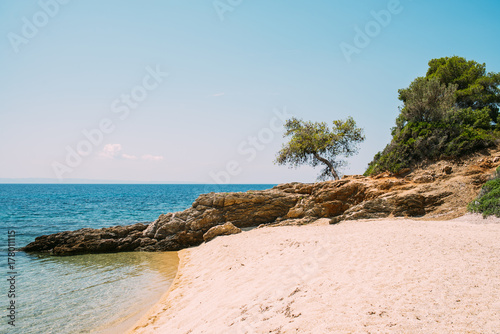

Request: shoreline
left=90, top=252, right=179, bottom=334
left=128, top=215, right=500, bottom=333
left=126, top=251, right=188, bottom=334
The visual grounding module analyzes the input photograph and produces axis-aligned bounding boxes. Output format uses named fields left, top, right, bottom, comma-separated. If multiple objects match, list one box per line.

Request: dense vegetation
left=468, top=166, right=500, bottom=217
left=365, top=56, right=500, bottom=175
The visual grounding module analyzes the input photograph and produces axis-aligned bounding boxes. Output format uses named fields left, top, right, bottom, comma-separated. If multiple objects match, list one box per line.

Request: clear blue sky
left=1, top=0, right=499, bottom=183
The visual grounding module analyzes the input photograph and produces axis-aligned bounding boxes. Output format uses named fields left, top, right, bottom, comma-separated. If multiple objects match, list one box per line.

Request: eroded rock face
left=21, top=148, right=500, bottom=255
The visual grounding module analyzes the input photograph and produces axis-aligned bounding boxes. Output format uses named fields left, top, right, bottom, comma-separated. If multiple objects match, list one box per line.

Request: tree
left=426, top=56, right=500, bottom=122
left=366, top=56, right=499, bottom=176
left=275, top=117, right=365, bottom=180
left=396, top=77, right=457, bottom=129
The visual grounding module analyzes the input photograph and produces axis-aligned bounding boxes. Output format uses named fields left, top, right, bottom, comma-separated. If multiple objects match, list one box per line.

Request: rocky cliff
left=22, top=147, right=500, bottom=255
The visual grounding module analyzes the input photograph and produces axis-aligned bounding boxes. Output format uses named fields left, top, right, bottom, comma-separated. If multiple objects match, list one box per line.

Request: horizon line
left=0, top=178, right=279, bottom=185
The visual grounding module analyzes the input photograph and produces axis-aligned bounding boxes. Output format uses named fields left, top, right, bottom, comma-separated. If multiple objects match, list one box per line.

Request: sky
left=1, top=0, right=499, bottom=184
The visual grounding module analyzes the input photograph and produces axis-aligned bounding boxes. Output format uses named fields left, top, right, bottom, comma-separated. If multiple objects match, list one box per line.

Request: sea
left=0, top=184, right=274, bottom=334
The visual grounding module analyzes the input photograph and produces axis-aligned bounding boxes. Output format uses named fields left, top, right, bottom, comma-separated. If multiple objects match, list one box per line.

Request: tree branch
left=313, top=152, right=339, bottom=180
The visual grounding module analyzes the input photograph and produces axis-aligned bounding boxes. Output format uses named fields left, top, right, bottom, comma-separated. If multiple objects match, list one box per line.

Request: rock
left=259, top=217, right=317, bottom=228
left=413, top=174, right=434, bottom=183
left=377, top=179, right=406, bottom=190
left=463, top=167, right=484, bottom=176
left=94, top=239, right=118, bottom=252
left=394, top=168, right=411, bottom=176
left=203, top=222, right=241, bottom=242
left=143, top=213, right=172, bottom=238
left=272, top=182, right=314, bottom=194
left=312, top=200, right=348, bottom=217
left=175, top=231, right=204, bottom=248
left=21, top=223, right=148, bottom=255
left=312, top=180, right=366, bottom=204
left=391, top=194, right=426, bottom=217
left=286, top=206, right=305, bottom=219
left=471, top=174, right=492, bottom=185
left=331, top=198, right=393, bottom=223
left=443, top=166, right=453, bottom=174
left=137, top=237, right=156, bottom=247
left=373, top=172, right=392, bottom=179
left=190, top=209, right=224, bottom=231
left=493, top=157, right=500, bottom=163
left=154, top=218, right=186, bottom=240
left=342, top=175, right=365, bottom=180
left=331, top=191, right=449, bottom=223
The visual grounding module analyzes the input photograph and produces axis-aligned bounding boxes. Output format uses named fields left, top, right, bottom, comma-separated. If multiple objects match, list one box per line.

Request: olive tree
left=275, top=117, right=365, bottom=180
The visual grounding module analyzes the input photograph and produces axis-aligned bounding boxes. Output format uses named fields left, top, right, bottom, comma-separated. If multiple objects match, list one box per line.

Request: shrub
left=468, top=178, right=500, bottom=217
left=446, top=107, right=492, bottom=130
left=365, top=121, right=495, bottom=175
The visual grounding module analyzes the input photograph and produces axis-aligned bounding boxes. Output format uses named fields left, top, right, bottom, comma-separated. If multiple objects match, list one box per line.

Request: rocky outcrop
left=22, top=190, right=301, bottom=255
left=330, top=191, right=452, bottom=223
left=22, top=147, right=500, bottom=255
left=203, top=222, right=241, bottom=242
left=21, top=223, right=150, bottom=255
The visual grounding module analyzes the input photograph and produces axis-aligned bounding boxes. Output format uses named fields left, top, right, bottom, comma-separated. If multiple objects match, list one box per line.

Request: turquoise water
left=0, top=184, right=274, bottom=333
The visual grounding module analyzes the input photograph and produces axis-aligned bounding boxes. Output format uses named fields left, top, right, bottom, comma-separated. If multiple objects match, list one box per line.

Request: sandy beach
left=130, top=216, right=500, bottom=333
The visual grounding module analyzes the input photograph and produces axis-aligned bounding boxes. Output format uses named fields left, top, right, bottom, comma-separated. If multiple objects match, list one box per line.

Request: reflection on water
left=0, top=251, right=178, bottom=334
left=30, top=251, right=178, bottom=277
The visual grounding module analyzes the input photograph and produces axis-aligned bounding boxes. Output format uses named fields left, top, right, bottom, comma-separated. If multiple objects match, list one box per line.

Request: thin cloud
left=142, top=154, right=164, bottom=161
left=122, top=154, right=138, bottom=160
left=99, top=144, right=162, bottom=161
left=99, top=144, right=122, bottom=159
left=212, top=92, right=225, bottom=97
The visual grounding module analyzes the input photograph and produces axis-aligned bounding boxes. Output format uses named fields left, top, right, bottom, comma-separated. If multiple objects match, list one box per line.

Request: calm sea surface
left=0, top=184, right=274, bottom=333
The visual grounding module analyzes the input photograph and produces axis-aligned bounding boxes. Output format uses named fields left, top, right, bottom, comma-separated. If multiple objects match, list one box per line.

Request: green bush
left=365, top=121, right=495, bottom=175
left=468, top=178, right=500, bottom=217
left=446, top=107, right=492, bottom=130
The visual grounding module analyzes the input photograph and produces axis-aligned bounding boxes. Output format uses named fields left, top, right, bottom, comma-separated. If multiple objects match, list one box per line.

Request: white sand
left=130, top=217, right=500, bottom=334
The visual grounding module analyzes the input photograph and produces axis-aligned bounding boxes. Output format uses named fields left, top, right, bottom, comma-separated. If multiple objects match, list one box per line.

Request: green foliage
left=365, top=121, right=495, bottom=175
left=397, top=77, right=457, bottom=125
left=447, top=107, right=492, bottom=129
left=426, top=56, right=500, bottom=122
left=275, top=117, right=365, bottom=180
left=366, top=56, right=499, bottom=176
left=468, top=178, right=500, bottom=218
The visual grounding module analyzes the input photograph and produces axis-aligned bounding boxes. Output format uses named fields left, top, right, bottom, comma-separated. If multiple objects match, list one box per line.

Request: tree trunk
left=313, top=152, right=339, bottom=180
